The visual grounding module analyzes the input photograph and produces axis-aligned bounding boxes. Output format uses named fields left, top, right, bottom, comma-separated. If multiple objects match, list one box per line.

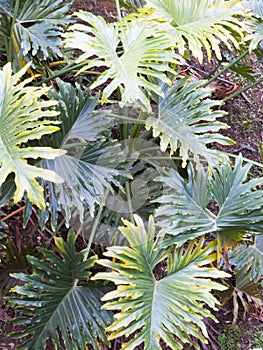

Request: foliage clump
left=0, top=0, right=262, bottom=349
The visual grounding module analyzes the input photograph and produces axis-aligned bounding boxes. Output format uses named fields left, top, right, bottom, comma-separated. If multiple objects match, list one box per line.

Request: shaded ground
left=0, top=1, right=263, bottom=349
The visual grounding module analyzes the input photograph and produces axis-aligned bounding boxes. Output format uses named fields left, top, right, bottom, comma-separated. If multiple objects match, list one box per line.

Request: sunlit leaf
left=64, top=12, right=179, bottom=108
left=146, top=78, right=233, bottom=167
left=0, top=63, right=64, bottom=209
left=95, top=215, right=229, bottom=349
left=145, top=0, right=246, bottom=62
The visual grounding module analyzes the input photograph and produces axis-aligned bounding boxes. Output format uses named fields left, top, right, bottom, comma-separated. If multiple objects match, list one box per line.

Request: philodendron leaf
left=41, top=80, right=128, bottom=224
left=243, top=0, right=263, bottom=51
left=95, top=215, right=229, bottom=350
left=0, top=63, right=64, bottom=209
left=0, top=0, right=73, bottom=61
left=146, top=78, right=234, bottom=168
left=64, top=12, right=179, bottom=109
left=229, top=234, right=263, bottom=282
left=9, top=230, right=113, bottom=349
left=155, top=155, right=263, bottom=257
left=145, top=0, right=246, bottom=62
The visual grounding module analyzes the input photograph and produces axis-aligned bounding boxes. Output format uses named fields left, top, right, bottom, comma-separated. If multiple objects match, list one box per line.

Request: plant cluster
left=0, top=0, right=263, bottom=349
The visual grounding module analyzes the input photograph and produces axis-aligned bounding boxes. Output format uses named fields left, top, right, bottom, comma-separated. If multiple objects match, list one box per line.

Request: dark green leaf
left=9, top=230, right=113, bottom=349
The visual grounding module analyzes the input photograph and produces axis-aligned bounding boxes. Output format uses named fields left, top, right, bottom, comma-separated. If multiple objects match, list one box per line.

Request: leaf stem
left=83, top=188, right=110, bottom=260
left=49, top=60, right=73, bottom=67
left=222, top=76, right=263, bottom=102
left=259, top=139, right=263, bottom=165
left=48, top=60, right=100, bottom=75
left=35, top=61, right=90, bottom=86
left=125, top=182, right=135, bottom=224
left=203, top=50, right=249, bottom=87
left=3, top=36, right=9, bottom=59
left=141, top=128, right=153, bottom=139
left=8, top=0, right=20, bottom=62
left=120, top=106, right=129, bottom=139
left=115, top=0, right=122, bottom=21
left=130, top=109, right=145, bottom=139
left=108, top=113, right=146, bottom=124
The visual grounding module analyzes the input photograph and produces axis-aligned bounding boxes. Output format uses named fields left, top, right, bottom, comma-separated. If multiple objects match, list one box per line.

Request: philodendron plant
left=0, top=0, right=263, bottom=349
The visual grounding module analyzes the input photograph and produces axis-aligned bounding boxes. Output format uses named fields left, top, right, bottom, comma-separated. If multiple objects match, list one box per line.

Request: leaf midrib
left=34, top=284, right=77, bottom=344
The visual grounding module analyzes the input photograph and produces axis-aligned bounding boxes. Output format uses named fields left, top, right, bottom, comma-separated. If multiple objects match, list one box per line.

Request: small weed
left=217, top=324, right=263, bottom=350
left=228, top=109, right=260, bottom=134
left=217, top=326, right=242, bottom=350
left=253, top=329, right=263, bottom=348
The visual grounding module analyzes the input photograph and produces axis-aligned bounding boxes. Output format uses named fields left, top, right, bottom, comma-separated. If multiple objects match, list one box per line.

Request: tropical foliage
left=144, top=0, right=247, bottom=62
left=0, top=0, right=262, bottom=349
left=155, top=155, right=263, bottom=254
left=0, top=63, right=64, bottom=209
left=145, top=78, right=233, bottom=167
left=63, top=11, right=179, bottom=108
left=10, top=230, right=112, bottom=349
left=0, top=0, right=72, bottom=67
left=95, top=215, right=229, bottom=350
left=243, top=0, right=263, bottom=50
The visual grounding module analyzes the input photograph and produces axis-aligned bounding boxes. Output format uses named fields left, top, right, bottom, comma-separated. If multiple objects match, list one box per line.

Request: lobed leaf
left=146, top=78, right=233, bottom=168
left=243, top=0, right=263, bottom=51
left=10, top=230, right=113, bottom=349
left=0, top=63, right=64, bottom=209
left=95, top=215, right=229, bottom=350
left=145, top=0, right=247, bottom=62
left=64, top=12, right=179, bottom=109
left=229, top=234, right=263, bottom=282
left=41, top=80, right=128, bottom=224
left=0, top=0, right=73, bottom=61
left=155, top=155, right=263, bottom=255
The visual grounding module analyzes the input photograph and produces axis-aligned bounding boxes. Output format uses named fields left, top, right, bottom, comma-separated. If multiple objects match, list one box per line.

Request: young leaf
left=64, top=12, right=179, bottom=109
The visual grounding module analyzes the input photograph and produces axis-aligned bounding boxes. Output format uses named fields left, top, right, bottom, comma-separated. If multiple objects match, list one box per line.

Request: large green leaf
left=229, top=234, right=263, bottom=282
left=41, top=80, right=128, bottom=224
left=155, top=156, right=263, bottom=249
left=0, top=63, right=64, bottom=209
left=52, top=140, right=128, bottom=222
left=210, top=157, right=263, bottom=235
left=145, top=0, right=246, bottom=62
left=0, top=0, right=72, bottom=62
left=155, top=165, right=215, bottom=243
left=243, top=0, right=263, bottom=51
left=95, top=215, right=229, bottom=350
left=146, top=78, right=234, bottom=167
left=64, top=12, right=179, bottom=108
left=10, top=230, right=113, bottom=349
